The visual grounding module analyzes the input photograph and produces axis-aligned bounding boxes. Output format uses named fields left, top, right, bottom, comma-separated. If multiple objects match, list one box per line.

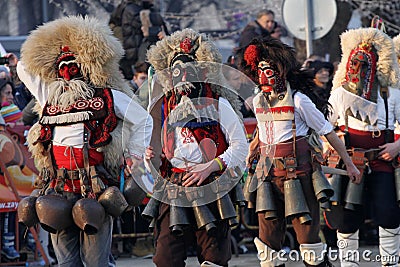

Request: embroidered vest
left=254, top=87, right=295, bottom=123
left=37, top=88, right=117, bottom=148
left=254, top=87, right=295, bottom=147
left=160, top=86, right=228, bottom=175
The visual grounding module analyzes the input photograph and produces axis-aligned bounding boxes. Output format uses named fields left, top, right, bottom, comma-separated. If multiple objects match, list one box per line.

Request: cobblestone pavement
left=116, top=245, right=383, bottom=266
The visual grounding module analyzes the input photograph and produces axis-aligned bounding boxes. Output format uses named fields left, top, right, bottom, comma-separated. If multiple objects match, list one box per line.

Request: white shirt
left=254, top=91, right=333, bottom=144
left=329, top=86, right=400, bottom=131
left=169, top=97, right=248, bottom=169
left=17, top=61, right=153, bottom=157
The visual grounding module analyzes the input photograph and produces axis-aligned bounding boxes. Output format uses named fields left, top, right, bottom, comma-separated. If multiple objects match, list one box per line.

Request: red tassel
left=244, top=45, right=260, bottom=71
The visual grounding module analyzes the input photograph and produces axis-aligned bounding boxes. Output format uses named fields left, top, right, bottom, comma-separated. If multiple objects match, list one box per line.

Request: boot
left=300, top=242, right=332, bottom=266
left=1, top=232, right=20, bottom=260
left=254, top=237, right=285, bottom=267
left=337, top=230, right=359, bottom=267
left=200, top=261, right=223, bottom=267
left=378, top=226, right=400, bottom=267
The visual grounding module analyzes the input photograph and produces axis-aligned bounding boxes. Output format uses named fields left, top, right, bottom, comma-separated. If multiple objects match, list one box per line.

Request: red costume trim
left=52, top=145, right=104, bottom=169
left=255, top=106, right=294, bottom=114
left=37, top=88, right=117, bottom=148
left=339, top=126, right=394, bottom=172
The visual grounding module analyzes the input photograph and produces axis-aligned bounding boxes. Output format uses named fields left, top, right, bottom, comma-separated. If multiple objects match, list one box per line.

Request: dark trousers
left=324, top=171, right=400, bottom=233
left=50, top=192, right=112, bottom=267
left=258, top=173, right=321, bottom=251
left=153, top=203, right=231, bottom=267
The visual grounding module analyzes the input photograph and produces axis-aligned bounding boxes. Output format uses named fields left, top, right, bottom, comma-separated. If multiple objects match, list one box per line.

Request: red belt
left=51, top=145, right=104, bottom=193
left=50, top=179, right=81, bottom=193
left=260, top=137, right=309, bottom=158
left=52, top=145, right=104, bottom=169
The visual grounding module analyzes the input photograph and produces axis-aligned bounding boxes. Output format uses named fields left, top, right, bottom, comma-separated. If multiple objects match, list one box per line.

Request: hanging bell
left=327, top=174, right=342, bottom=205
left=284, top=179, right=312, bottom=224
left=169, top=204, right=190, bottom=236
left=255, top=180, right=278, bottom=220
left=344, top=176, right=364, bottom=210
left=192, top=204, right=217, bottom=236
left=216, top=193, right=238, bottom=227
left=311, top=170, right=334, bottom=203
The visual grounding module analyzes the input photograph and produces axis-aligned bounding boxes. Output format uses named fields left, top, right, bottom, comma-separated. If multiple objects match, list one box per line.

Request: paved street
left=116, top=245, right=383, bottom=266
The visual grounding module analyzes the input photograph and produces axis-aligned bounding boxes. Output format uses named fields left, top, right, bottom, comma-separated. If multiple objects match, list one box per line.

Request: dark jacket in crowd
left=115, top=0, right=168, bottom=79
left=239, top=21, right=270, bottom=48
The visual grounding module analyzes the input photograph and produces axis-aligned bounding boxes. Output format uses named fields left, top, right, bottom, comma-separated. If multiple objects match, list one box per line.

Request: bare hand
left=5, top=53, right=18, bottom=67
left=158, top=30, right=166, bottom=40
left=379, top=142, right=400, bottom=161
left=145, top=146, right=155, bottom=161
left=182, top=161, right=217, bottom=187
left=345, top=162, right=362, bottom=184
left=125, top=156, right=144, bottom=177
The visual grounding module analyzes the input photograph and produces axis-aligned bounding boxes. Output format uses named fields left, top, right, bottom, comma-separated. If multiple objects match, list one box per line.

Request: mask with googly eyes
left=257, top=60, right=286, bottom=94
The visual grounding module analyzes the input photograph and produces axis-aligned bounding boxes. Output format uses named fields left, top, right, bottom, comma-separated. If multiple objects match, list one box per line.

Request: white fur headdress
left=23, top=16, right=135, bottom=177
left=20, top=15, right=132, bottom=97
left=146, top=28, right=242, bottom=115
left=393, top=34, right=400, bottom=64
left=332, top=28, right=400, bottom=90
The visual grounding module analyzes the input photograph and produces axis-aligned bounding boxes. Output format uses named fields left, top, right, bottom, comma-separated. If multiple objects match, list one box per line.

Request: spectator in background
left=118, top=60, right=153, bottom=259
left=0, top=77, right=24, bottom=128
left=224, top=61, right=254, bottom=118
left=308, top=60, right=334, bottom=92
left=301, top=60, right=334, bottom=123
left=2, top=53, right=32, bottom=111
left=112, top=0, right=168, bottom=80
left=0, top=77, right=21, bottom=261
left=130, top=61, right=150, bottom=93
left=302, top=54, right=325, bottom=69
left=3, top=54, right=38, bottom=126
left=270, top=22, right=288, bottom=41
left=239, top=9, right=275, bottom=48
left=0, top=78, right=14, bottom=105
left=0, top=66, right=10, bottom=79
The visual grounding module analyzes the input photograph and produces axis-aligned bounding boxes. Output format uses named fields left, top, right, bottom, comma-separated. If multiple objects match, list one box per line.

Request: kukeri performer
left=143, top=28, right=249, bottom=267
left=238, top=37, right=360, bottom=267
left=324, top=24, right=400, bottom=267
left=14, top=16, right=153, bottom=266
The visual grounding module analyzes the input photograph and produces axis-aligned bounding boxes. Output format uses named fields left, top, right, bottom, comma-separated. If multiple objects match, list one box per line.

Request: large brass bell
left=229, top=183, right=246, bottom=207
left=72, top=198, right=106, bottom=235
left=142, top=179, right=167, bottom=222
left=123, top=176, right=147, bottom=207
left=255, top=180, right=278, bottom=220
left=18, top=196, right=39, bottom=228
left=327, top=174, right=342, bottom=205
left=216, top=193, right=238, bottom=227
left=284, top=179, right=312, bottom=224
left=243, top=173, right=257, bottom=209
left=36, top=194, right=73, bottom=233
left=311, top=170, right=334, bottom=203
left=193, top=204, right=217, bottom=236
left=344, top=176, right=364, bottom=210
left=169, top=204, right=190, bottom=236
left=142, top=197, right=160, bottom=222
left=98, top=186, right=129, bottom=217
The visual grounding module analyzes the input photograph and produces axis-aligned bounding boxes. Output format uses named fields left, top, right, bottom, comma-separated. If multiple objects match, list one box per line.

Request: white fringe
left=40, top=111, right=92, bottom=125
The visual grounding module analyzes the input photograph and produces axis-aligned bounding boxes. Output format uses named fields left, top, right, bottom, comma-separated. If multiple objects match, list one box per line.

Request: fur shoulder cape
left=22, top=16, right=137, bottom=177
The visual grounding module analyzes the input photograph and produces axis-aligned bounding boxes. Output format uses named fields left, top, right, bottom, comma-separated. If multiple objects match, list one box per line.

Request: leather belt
left=364, top=150, right=380, bottom=161
left=56, top=168, right=82, bottom=180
